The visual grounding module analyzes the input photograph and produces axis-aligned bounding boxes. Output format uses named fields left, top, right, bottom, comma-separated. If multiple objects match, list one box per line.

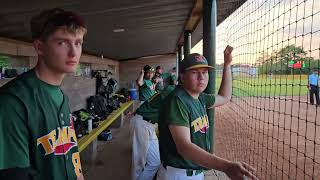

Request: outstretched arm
left=213, top=45, right=233, bottom=107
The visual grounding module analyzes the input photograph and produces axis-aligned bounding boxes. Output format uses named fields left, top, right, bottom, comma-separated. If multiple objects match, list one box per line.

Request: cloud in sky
left=191, top=0, right=320, bottom=65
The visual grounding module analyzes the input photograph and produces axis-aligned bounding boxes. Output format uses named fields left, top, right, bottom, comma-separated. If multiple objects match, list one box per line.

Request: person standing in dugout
left=0, top=8, right=87, bottom=180
left=157, top=46, right=257, bottom=180
left=136, top=65, right=157, bottom=103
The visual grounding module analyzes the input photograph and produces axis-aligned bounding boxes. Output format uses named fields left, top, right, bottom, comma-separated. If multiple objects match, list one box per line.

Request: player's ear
left=33, top=39, right=45, bottom=56
left=179, top=73, right=184, bottom=84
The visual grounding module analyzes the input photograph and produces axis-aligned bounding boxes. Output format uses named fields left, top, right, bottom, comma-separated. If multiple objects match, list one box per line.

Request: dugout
left=0, top=0, right=246, bottom=179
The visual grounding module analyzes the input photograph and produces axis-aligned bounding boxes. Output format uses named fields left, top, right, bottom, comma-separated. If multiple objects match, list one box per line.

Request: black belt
left=143, top=117, right=155, bottom=124
left=162, top=163, right=203, bottom=176
left=135, top=112, right=155, bottom=124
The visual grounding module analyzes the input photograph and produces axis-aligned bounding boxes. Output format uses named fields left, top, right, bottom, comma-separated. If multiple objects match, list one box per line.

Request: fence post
left=203, top=0, right=216, bottom=153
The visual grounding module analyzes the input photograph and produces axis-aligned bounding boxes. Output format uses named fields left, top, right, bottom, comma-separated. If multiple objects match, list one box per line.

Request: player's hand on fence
left=225, top=161, right=258, bottom=180
left=224, top=45, right=233, bottom=66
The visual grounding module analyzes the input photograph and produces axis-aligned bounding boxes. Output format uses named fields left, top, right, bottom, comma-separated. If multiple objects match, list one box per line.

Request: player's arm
left=77, top=173, right=85, bottom=180
left=212, top=45, right=233, bottom=108
left=136, top=69, right=145, bottom=87
left=0, top=94, right=30, bottom=179
left=169, top=125, right=257, bottom=180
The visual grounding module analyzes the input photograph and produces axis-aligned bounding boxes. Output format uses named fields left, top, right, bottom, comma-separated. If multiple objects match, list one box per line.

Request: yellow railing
left=78, top=101, right=133, bottom=152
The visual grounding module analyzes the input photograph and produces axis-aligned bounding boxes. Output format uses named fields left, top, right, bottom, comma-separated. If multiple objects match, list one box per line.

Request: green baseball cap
left=179, top=53, right=214, bottom=72
left=143, top=65, right=155, bottom=72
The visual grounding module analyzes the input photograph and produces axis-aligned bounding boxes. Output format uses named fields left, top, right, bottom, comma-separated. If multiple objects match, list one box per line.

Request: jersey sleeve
left=164, top=96, right=189, bottom=127
left=161, top=73, right=171, bottom=79
left=199, top=93, right=216, bottom=109
left=0, top=93, right=30, bottom=170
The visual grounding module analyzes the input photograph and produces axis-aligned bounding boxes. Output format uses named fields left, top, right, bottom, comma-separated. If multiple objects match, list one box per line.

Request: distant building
left=216, top=63, right=258, bottom=77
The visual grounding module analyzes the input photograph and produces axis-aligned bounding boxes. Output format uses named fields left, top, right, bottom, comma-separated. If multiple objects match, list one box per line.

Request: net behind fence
left=214, top=0, right=320, bottom=179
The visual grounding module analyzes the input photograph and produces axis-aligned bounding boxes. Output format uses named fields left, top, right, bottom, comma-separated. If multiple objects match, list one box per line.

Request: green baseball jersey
left=169, top=74, right=177, bottom=85
left=161, top=73, right=171, bottom=79
left=0, top=70, right=82, bottom=180
left=159, top=85, right=215, bottom=170
left=136, top=85, right=175, bottom=123
left=162, top=73, right=177, bottom=85
left=139, top=78, right=156, bottom=101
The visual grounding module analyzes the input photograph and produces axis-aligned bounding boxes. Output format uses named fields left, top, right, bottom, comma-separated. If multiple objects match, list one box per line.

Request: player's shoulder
left=0, top=70, right=36, bottom=92
left=164, top=86, right=191, bottom=107
left=0, top=70, right=42, bottom=105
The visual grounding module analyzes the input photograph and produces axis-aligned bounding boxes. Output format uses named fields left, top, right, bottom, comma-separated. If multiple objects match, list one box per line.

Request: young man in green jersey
left=136, top=65, right=157, bottom=102
left=0, top=8, right=87, bottom=180
left=131, top=85, right=176, bottom=180
left=157, top=46, right=257, bottom=180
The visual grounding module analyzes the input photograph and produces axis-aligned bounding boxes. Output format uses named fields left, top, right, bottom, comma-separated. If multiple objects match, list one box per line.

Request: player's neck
left=34, top=64, right=65, bottom=86
left=183, top=87, right=200, bottom=99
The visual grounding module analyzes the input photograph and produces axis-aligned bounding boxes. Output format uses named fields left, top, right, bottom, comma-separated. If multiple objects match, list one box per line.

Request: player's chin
left=63, top=66, right=77, bottom=73
left=197, top=85, right=207, bottom=92
left=194, top=87, right=205, bottom=93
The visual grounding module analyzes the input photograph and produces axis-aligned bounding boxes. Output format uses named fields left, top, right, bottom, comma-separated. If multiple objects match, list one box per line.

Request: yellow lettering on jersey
left=56, top=127, right=63, bottom=146
left=37, top=126, right=77, bottom=155
left=191, top=115, right=209, bottom=133
left=191, top=118, right=201, bottom=132
left=61, top=127, right=69, bottom=144
left=37, top=130, right=56, bottom=155
left=198, top=118, right=203, bottom=130
left=67, top=127, right=77, bottom=145
left=72, top=152, right=82, bottom=177
left=203, top=116, right=209, bottom=127
left=56, top=127, right=76, bottom=147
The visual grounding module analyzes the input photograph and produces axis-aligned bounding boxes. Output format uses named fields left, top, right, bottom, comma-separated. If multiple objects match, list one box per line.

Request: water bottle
left=88, top=119, right=92, bottom=132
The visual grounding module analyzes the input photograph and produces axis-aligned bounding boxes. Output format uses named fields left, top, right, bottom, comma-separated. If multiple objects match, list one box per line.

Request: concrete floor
left=83, top=117, right=132, bottom=180
left=82, top=115, right=228, bottom=180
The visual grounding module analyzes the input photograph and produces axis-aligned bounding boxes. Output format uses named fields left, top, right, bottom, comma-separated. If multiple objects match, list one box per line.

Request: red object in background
left=293, top=62, right=302, bottom=69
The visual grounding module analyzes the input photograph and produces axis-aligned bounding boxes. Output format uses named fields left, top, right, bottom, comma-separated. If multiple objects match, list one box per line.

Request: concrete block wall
left=119, top=54, right=177, bottom=89
left=61, top=75, right=96, bottom=112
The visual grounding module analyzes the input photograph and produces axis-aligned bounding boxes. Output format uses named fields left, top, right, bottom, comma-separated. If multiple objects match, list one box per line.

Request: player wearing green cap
left=157, top=46, right=257, bottom=180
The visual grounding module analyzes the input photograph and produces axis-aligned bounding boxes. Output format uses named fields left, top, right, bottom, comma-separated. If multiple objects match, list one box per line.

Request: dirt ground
left=214, top=95, right=320, bottom=180
left=83, top=96, right=319, bottom=180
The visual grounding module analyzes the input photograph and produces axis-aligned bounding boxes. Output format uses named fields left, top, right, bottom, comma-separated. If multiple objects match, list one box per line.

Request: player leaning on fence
left=0, top=8, right=86, bottom=180
left=157, top=46, right=258, bottom=180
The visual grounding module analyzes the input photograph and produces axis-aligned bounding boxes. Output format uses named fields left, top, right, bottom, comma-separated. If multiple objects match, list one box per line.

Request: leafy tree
left=258, top=45, right=319, bottom=75
left=0, top=56, right=9, bottom=68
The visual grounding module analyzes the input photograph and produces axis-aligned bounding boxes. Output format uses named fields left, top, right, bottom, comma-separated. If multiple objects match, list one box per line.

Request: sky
left=191, top=0, right=320, bottom=65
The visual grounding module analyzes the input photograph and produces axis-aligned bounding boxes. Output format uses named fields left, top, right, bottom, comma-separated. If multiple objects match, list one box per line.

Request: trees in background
left=257, top=45, right=319, bottom=75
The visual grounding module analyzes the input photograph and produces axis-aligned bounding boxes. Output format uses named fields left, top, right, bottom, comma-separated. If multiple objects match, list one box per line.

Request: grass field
left=216, top=74, right=309, bottom=97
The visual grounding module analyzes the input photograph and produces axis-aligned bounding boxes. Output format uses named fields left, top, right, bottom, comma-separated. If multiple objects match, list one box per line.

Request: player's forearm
left=217, top=64, right=232, bottom=101
left=77, top=174, right=85, bottom=180
left=136, top=72, right=144, bottom=86
left=177, top=141, right=231, bottom=172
